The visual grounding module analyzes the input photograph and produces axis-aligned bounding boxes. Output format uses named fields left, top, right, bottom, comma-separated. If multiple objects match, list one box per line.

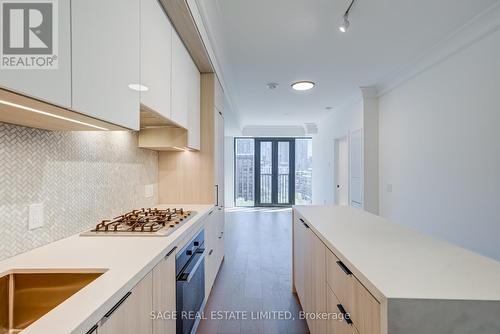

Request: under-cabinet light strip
left=0, top=99, right=109, bottom=130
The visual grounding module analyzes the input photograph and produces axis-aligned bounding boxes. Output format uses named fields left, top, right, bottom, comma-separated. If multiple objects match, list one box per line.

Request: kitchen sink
left=0, top=271, right=103, bottom=334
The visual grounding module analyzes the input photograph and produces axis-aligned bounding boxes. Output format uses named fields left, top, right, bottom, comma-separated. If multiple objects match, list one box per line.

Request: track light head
left=339, top=15, right=350, bottom=33
left=339, top=0, right=355, bottom=33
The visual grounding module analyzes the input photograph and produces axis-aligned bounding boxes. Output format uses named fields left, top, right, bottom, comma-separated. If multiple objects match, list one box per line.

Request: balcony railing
left=259, top=173, right=289, bottom=204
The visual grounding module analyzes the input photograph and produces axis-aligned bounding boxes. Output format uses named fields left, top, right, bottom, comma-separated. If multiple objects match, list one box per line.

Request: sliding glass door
left=255, top=138, right=295, bottom=206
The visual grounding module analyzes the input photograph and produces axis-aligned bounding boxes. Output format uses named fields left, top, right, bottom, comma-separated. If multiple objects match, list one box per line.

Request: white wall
left=312, top=100, right=363, bottom=205
left=379, top=27, right=500, bottom=260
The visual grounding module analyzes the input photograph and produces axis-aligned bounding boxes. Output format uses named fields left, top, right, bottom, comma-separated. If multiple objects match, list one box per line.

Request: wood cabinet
left=294, top=213, right=380, bottom=334
left=214, top=110, right=225, bottom=206
left=352, top=279, right=381, bottom=334
left=326, top=249, right=355, bottom=317
left=98, top=272, right=153, bottom=334
left=310, top=230, right=327, bottom=334
left=293, top=215, right=313, bottom=325
left=158, top=73, right=224, bottom=205
left=152, top=246, right=177, bottom=334
left=140, top=0, right=173, bottom=120
left=71, top=0, right=140, bottom=130
left=0, top=0, right=71, bottom=108
left=327, top=286, right=359, bottom=334
left=204, top=209, right=217, bottom=296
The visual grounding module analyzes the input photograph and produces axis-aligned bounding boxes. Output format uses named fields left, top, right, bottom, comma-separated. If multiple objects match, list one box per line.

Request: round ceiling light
left=291, top=81, right=315, bottom=91
left=128, top=83, right=149, bottom=92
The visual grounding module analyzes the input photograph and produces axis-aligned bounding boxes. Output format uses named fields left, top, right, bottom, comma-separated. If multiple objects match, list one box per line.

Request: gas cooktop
left=80, top=208, right=195, bottom=237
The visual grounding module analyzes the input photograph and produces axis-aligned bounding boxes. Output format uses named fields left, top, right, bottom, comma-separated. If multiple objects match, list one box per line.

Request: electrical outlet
left=145, top=184, right=154, bottom=198
left=28, top=203, right=44, bottom=230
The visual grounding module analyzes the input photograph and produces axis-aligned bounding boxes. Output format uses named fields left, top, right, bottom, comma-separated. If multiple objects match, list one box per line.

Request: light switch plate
left=386, top=184, right=393, bottom=193
left=28, top=203, right=44, bottom=230
left=145, top=184, right=154, bottom=198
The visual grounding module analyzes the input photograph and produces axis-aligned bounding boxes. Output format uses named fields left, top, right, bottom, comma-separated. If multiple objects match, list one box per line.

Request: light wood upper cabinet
left=152, top=246, right=177, bottom=334
left=71, top=0, right=140, bottom=130
left=98, top=272, right=153, bottom=334
left=140, top=0, right=173, bottom=120
left=0, top=0, right=71, bottom=108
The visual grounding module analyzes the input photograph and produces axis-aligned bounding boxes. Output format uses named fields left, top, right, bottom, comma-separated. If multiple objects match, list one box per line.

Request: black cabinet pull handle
left=166, top=246, right=177, bottom=258
left=104, top=291, right=132, bottom=318
left=336, top=261, right=353, bottom=275
left=208, top=210, right=214, bottom=215
left=85, top=324, right=98, bottom=334
left=337, top=304, right=353, bottom=325
left=299, top=218, right=309, bottom=228
left=209, top=249, right=213, bottom=256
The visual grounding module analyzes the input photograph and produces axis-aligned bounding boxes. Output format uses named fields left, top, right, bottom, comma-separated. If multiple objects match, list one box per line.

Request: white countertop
left=294, top=205, right=500, bottom=301
left=0, top=204, right=214, bottom=334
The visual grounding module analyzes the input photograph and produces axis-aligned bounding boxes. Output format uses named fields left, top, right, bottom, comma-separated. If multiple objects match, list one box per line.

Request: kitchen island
left=293, top=205, right=500, bottom=334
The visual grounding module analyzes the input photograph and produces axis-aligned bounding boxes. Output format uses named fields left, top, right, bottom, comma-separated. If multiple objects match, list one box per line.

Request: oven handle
left=178, top=248, right=205, bottom=283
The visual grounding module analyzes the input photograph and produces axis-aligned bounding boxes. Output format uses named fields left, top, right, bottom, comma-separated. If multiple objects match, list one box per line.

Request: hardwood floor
left=197, top=207, right=309, bottom=334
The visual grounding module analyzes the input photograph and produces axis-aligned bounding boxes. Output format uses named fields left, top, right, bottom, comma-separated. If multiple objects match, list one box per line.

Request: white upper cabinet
left=71, top=0, right=140, bottom=130
left=171, top=31, right=191, bottom=129
left=0, top=0, right=71, bottom=108
left=141, top=0, right=172, bottom=119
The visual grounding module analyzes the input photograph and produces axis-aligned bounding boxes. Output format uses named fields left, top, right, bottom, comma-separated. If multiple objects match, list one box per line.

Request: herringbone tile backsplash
left=0, top=122, right=158, bottom=261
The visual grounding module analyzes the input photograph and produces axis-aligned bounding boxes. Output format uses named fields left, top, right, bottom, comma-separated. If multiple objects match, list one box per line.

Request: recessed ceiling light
left=325, top=106, right=333, bottom=111
left=291, top=81, right=315, bottom=91
left=128, top=84, right=149, bottom=92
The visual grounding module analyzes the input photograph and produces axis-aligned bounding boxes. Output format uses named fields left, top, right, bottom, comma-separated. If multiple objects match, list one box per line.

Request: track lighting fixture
left=339, top=0, right=355, bottom=33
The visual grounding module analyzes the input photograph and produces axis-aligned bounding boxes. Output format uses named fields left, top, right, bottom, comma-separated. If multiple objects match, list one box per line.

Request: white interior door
left=335, top=137, right=349, bottom=206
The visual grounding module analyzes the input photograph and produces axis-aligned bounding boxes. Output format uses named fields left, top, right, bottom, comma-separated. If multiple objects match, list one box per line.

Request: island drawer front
left=327, top=285, right=360, bottom=334
left=326, top=249, right=380, bottom=334
left=326, top=249, right=355, bottom=316
left=352, top=279, right=381, bottom=334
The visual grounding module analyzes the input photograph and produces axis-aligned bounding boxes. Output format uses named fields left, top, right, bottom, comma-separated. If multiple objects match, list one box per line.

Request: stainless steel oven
left=176, top=229, right=205, bottom=334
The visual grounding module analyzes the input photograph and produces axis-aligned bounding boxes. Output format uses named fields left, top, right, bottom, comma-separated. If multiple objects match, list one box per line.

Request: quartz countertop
left=294, top=205, right=500, bottom=301
left=0, top=204, right=214, bottom=334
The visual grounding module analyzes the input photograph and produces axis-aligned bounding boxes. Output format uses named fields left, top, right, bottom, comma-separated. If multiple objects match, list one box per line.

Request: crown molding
left=376, top=1, right=500, bottom=97
left=186, top=0, right=242, bottom=130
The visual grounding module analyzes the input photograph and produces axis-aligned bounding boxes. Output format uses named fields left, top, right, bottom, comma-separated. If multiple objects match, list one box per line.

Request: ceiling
left=195, top=0, right=498, bottom=127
